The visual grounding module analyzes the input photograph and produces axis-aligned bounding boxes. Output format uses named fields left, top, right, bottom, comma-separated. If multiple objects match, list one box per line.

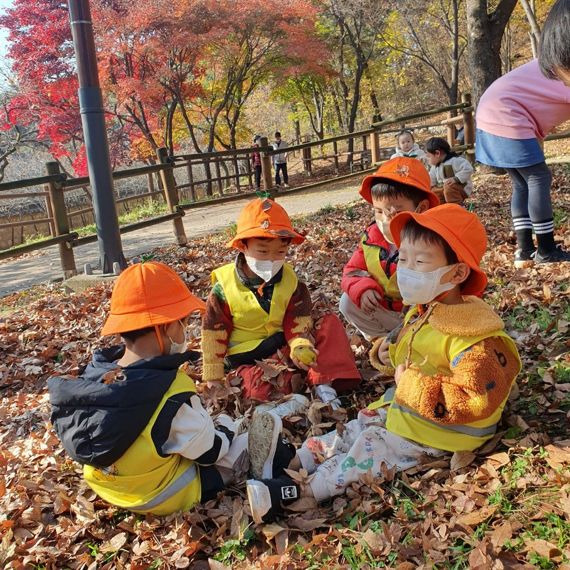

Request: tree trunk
left=519, top=0, right=541, bottom=58
left=466, top=0, right=518, bottom=103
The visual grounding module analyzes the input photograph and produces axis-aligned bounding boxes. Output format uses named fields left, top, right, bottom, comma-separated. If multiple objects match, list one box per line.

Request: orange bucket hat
left=101, top=261, right=205, bottom=336
left=227, top=198, right=305, bottom=250
left=389, top=204, right=488, bottom=296
left=359, top=157, right=439, bottom=208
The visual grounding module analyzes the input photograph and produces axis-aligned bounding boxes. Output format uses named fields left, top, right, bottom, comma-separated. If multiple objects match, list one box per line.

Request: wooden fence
left=0, top=96, right=565, bottom=278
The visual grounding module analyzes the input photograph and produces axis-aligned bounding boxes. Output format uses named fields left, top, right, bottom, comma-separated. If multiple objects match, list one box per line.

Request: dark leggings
left=506, top=162, right=553, bottom=223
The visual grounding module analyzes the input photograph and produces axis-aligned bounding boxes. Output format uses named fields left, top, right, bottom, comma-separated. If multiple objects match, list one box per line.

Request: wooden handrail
left=371, top=102, right=470, bottom=128
left=0, top=174, right=65, bottom=192
left=0, top=232, right=78, bottom=260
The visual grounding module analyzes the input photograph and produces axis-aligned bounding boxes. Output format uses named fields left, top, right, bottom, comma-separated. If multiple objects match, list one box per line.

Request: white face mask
left=397, top=264, right=457, bottom=305
left=167, top=321, right=189, bottom=355
left=244, top=255, right=284, bottom=283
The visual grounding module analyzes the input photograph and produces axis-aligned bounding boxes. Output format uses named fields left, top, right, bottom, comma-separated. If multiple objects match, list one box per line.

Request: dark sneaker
left=534, top=246, right=570, bottom=264
left=248, top=411, right=296, bottom=479
left=514, top=248, right=536, bottom=269
left=247, top=476, right=300, bottom=524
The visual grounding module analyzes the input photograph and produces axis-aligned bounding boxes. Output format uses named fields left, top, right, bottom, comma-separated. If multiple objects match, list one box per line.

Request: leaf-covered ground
left=1, top=167, right=569, bottom=569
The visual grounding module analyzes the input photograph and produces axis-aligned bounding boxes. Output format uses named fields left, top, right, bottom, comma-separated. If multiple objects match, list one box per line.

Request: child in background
left=426, top=137, right=473, bottom=206
left=202, top=197, right=360, bottom=406
left=390, top=130, right=428, bottom=166
left=48, top=262, right=292, bottom=515
left=340, top=157, right=439, bottom=339
left=246, top=206, right=521, bottom=523
left=252, top=135, right=262, bottom=191
left=475, top=0, right=570, bottom=266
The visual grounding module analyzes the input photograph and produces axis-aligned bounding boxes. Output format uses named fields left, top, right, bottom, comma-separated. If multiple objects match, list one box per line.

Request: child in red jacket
left=340, top=157, right=439, bottom=338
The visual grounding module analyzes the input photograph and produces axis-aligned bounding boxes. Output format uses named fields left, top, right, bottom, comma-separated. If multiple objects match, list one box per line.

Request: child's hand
left=291, top=347, right=319, bottom=371
left=394, top=364, right=406, bottom=385
left=377, top=338, right=391, bottom=366
left=360, top=289, right=382, bottom=314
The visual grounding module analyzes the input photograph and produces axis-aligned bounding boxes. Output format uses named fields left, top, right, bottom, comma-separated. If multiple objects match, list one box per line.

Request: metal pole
left=68, top=0, right=126, bottom=273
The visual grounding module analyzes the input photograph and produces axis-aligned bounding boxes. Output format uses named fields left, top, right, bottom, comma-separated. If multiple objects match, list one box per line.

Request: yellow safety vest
left=361, top=235, right=401, bottom=301
left=369, top=308, right=521, bottom=452
left=211, top=262, right=298, bottom=356
left=84, top=370, right=201, bottom=515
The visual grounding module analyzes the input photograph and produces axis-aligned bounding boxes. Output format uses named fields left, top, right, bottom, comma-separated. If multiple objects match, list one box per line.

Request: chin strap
left=154, top=325, right=166, bottom=355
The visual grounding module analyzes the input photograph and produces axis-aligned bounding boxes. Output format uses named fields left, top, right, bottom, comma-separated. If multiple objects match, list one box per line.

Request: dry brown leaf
left=457, top=505, right=497, bottom=526
left=490, top=521, right=513, bottom=551
left=450, top=451, right=476, bottom=471
left=99, top=532, right=128, bottom=553
left=524, top=539, right=562, bottom=560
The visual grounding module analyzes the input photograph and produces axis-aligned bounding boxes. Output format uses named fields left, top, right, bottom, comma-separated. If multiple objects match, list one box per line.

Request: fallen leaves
left=0, top=167, right=569, bottom=567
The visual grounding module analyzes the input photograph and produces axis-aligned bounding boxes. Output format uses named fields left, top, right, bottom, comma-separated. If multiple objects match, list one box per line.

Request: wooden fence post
left=462, top=93, right=475, bottom=164
left=370, top=130, right=380, bottom=164
left=214, top=158, right=223, bottom=195
left=45, top=161, right=77, bottom=277
left=446, top=112, right=456, bottom=147
left=157, top=147, right=187, bottom=245
left=333, top=140, right=339, bottom=174
left=146, top=172, right=158, bottom=203
left=186, top=161, right=196, bottom=202
left=232, top=155, right=241, bottom=192
left=259, top=136, right=273, bottom=192
left=302, top=137, right=313, bottom=176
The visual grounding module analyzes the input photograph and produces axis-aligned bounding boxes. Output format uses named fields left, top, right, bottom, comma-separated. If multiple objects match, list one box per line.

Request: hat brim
left=101, top=295, right=206, bottom=336
left=390, top=211, right=487, bottom=296
left=227, top=227, right=305, bottom=249
left=359, top=174, right=439, bottom=208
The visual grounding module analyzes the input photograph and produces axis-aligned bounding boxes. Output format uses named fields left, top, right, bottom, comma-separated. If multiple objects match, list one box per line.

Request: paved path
left=0, top=178, right=361, bottom=297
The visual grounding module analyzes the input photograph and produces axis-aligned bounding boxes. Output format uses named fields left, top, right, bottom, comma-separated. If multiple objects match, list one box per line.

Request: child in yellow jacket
left=201, top=197, right=360, bottom=404
left=245, top=205, right=521, bottom=523
left=48, top=262, right=296, bottom=515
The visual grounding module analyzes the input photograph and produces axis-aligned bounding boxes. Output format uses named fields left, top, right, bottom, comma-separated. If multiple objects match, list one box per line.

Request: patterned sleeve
left=201, top=282, right=233, bottom=381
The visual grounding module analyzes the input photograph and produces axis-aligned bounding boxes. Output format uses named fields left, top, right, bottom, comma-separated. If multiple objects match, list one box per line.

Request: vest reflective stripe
left=391, top=402, right=498, bottom=437
left=129, top=463, right=197, bottom=512
left=84, top=371, right=202, bottom=515
left=369, top=312, right=521, bottom=452
left=361, top=236, right=401, bottom=300
left=212, top=262, right=298, bottom=356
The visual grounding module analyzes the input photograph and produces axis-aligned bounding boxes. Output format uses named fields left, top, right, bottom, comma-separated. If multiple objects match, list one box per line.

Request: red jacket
left=341, top=222, right=403, bottom=312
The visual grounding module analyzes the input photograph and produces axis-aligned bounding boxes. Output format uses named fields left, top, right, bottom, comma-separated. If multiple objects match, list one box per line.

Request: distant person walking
left=252, top=135, right=262, bottom=191
left=272, top=132, right=289, bottom=188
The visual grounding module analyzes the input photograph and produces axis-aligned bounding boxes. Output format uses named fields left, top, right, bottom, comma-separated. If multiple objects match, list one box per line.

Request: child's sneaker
left=514, top=248, right=535, bottom=268
left=248, top=411, right=296, bottom=479
left=247, top=476, right=300, bottom=524
left=255, top=393, right=310, bottom=417
left=534, top=246, right=570, bottom=264
left=314, top=383, right=342, bottom=410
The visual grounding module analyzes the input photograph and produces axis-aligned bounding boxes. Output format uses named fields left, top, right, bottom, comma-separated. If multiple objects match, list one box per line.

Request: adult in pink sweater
left=476, top=54, right=570, bottom=266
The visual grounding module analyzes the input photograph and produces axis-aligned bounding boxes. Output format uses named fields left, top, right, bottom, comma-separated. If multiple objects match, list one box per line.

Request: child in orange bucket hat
left=245, top=205, right=521, bottom=524
left=340, top=157, right=439, bottom=341
left=202, top=197, right=360, bottom=405
left=48, top=262, right=294, bottom=515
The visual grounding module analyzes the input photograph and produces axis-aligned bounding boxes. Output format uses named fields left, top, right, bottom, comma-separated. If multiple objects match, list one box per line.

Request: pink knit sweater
left=476, top=60, right=570, bottom=140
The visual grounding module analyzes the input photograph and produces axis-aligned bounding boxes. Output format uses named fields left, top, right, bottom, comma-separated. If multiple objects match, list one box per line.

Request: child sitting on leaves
left=201, top=197, right=360, bottom=406
left=390, top=129, right=428, bottom=167
left=246, top=205, right=521, bottom=523
left=340, top=157, right=439, bottom=339
left=426, top=137, right=474, bottom=206
left=48, top=262, right=292, bottom=515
